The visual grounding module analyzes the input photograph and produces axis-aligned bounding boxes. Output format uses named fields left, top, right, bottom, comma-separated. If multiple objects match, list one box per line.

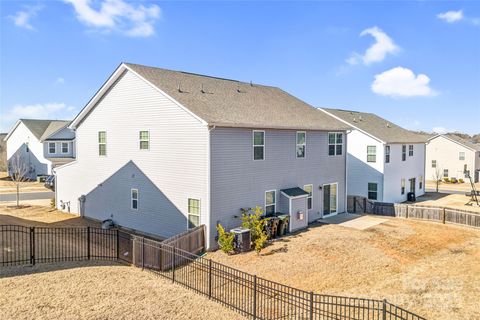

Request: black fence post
left=310, top=292, right=314, bottom=320
left=353, top=196, right=357, bottom=213
left=116, top=229, right=120, bottom=260
left=87, top=227, right=91, bottom=260
left=30, top=227, right=35, bottom=266
left=363, top=197, right=367, bottom=213
left=253, top=275, right=257, bottom=320
left=382, top=299, right=387, bottom=320
left=172, top=246, right=176, bottom=283
left=208, top=259, right=212, bottom=299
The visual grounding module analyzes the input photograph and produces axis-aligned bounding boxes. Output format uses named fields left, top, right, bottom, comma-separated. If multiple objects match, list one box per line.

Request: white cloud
left=437, top=10, right=463, bottom=23
left=1, top=103, right=77, bottom=132
left=347, top=26, right=399, bottom=65
left=64, top=0, right=161, bottom=37
left=55, top=77, right=66, bottom=85
left=8, top=6, right=42, bottom=30
left=432, top=126, right=455, bottom=134
left=371, top=67, right=437, bottom=98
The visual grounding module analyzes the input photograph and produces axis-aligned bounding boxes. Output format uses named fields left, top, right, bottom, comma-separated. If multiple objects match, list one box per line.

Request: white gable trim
left=3, top=120, right=22, bottom=141
left=427, top=134, right=477, bottom=152
left=69, top=63, right=208, bottom=129
left=318, top=108, right=385, bottom=144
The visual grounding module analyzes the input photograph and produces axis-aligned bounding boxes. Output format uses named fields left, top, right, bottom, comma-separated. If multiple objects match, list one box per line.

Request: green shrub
left=443, top=177, right=450, bottom=183
left=217, top=224, right=234, bottom=254
left=450, top=177, right=458, bottom=184
left=458, top=178, right=464, bottom=183
left=241, top=206, right=268, bottom=254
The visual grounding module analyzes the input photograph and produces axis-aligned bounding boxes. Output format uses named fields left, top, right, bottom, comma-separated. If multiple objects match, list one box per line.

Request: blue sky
left=1, top=1, right=479, bottom=134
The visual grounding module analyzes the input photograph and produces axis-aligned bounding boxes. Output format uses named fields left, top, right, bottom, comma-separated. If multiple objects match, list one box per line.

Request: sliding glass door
left=323, top=183, right=338, bottom=216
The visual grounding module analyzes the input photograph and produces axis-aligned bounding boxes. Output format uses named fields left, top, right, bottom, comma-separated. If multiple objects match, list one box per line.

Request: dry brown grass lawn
left=413, top=192, right=480, bottom=213
left=0, top=261, right=247, bottom=320
left=207, top=217, right=480, bottom=320
left=0, top=172, right=49, bottom=194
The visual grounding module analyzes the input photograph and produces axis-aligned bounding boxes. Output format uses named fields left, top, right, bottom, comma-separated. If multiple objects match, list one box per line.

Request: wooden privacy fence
left=347, top=196, right=480, bottom=228
left=1, top=224, right=426, bottom=320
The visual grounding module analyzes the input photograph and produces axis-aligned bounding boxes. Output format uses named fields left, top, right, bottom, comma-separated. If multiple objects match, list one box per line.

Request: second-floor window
left=409, top=145, right=414, bottom=156
left=459, top=152, right=465, bottom=160
left=367, top=146, right=376, bottom=163
left=48, top=142, right=56, bottom=154
left=98, top=131, right=107, bottom=156
left=328, top=132, right=343, bottom=156
left=265, top=190, right=276, bottom=215
left=253, top=131, right=265, bottom=160
left=402, top=145, right=406, bottom=161
left=296, top=131, right=306, bottom=158
left=385, top=146, right=390, bottom=163
left=61, top=142, right=69, bottom=154
left=139, top=131, right=149, bottom=150
left=432, top=160, right=436, bottom=168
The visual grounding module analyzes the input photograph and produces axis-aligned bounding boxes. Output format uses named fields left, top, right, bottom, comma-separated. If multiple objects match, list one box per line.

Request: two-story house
left=426, top=134, right=480, bottom=183
left=320, top=108, right=428, bottom=203
left=4, top=119, right=71, bottom=179
left=43, top=125, right=76, bottom=169
left=55, top=62, right=350, bottom=248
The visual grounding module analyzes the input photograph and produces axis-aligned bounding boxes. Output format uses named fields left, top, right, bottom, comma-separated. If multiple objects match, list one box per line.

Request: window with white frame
left=368, top=183, right=378, bottom=200
left=432, top=160, right=437, bottom=168
left=188, top=198, right=201, bottom=228
left=296, top=131, right=306, bottom=158
left=98, top=131, right=107, bottom=156
left=443, top=169, right=449, bottom=178
left=409, top=145, right=414, bottom=156
left=131, top=189, right=138, bottom=210
left=385, top=146, right=390, bottom=163
left=61, top=142, right=69, bottom=154
left=419, top=176, right=423, bottom=189
left=139, top=131, right=149, bottom=150
left=253, top=131, right=265, bottom=160
left=303, top=184, right=313, bottom=210
left=265, top=190, right=276, bottom=215
left=402, top=145, right=406, bottom=161
left=401, top=179, right=405, bottom=195
left=328, top=132, right=343, bottom=156
left=459, top=152, right=465, bottom=160
left=367, top=146, right=376, bottom=163
left=48, top=142, right=56, bottom=154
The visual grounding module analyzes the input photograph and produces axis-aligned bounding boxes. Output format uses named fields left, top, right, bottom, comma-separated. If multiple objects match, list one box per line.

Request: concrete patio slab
left=318, top=213, right=388, bottom=230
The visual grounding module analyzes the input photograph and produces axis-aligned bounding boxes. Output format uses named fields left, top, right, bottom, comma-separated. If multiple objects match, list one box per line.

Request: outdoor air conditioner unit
left=230, top=227, right=251, bottom=252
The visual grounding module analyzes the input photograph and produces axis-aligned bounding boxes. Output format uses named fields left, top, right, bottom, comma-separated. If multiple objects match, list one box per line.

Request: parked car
left=44, top=175, right=55, bottom=190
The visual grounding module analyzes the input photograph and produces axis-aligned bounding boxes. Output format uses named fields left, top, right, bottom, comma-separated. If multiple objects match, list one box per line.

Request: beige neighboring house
left=426, top=134, right=480, bottom=183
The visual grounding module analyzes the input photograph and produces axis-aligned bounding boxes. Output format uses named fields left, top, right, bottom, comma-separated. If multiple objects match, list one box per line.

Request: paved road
left=0, top=191, right=54, bottom=202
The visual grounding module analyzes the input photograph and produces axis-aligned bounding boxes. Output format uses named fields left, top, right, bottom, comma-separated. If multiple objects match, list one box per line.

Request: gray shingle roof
left=125, top=63, right=350, bottom=131
left=321, top=108, right=430, bottom=144
left=20, top=119, right=71, bottom=141
left=281, top=187, right=309, bottom=198
left=443, top=134, right=480, bottom=151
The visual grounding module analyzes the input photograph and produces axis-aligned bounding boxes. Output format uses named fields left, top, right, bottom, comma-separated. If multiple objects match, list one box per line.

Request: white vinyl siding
left=253, top=130, right=265, bottom=160
left=296, top=131, right=306, bottom=158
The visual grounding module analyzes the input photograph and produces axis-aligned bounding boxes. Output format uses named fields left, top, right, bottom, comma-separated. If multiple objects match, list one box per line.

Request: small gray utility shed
left=279, top=187, right=309, bottom=232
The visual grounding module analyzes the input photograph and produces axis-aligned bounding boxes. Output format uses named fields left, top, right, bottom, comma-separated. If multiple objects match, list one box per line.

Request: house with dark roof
left=3, top=119, right=74, bottom=179
left=426, top=134, right=480, bottom=183
left=320, top=108, right=428, bottom=203
left=56, top=62, right=350, bottom=248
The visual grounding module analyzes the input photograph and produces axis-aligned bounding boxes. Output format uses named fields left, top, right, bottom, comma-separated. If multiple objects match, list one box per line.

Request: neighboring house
left=320, top=108, right=428, bottom=204
left=55, top=62, right=350, bottom=248
left=0, top=133, right=7, bottom=172
left=4, top=119, right=71, bottom=179
left=426, top=134, right=480, bottom=183
left=43, top=125, right=76, bottom=169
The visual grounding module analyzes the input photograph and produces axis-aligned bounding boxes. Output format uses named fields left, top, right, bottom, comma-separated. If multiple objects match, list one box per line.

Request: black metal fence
left=0, top=225, right=132, bottom=266
left=0, top=225, right=426, bottom=320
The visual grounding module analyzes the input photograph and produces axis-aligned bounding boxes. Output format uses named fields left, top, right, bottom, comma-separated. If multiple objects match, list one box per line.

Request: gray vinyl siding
left=209, top=128, right=346, bottom=246
left=44, top=140, right=75, bottom=158
left=289, top=196, right=308, bottom=232
left=56, top=70, right=209, bottom=240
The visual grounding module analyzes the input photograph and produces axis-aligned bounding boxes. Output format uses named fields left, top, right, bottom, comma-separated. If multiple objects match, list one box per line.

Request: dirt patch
left=207, top=218, right=480, bottom=320
left=0, top=261, right=246, bottom=320
left=0, top=204, right=98, bottom=227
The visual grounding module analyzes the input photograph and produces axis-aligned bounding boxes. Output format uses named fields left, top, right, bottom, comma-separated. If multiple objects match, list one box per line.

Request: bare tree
left=432, top=166, right=443, bottom=193
left=9, top=153, right=30, bottom=208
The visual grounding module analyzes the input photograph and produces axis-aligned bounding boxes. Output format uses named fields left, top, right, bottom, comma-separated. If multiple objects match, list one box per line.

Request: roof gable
left=4, top=119, right=70, bottom=142
left=429, top=134, right=480, bottom=152
left=71, top=63, right=350, bottom=131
